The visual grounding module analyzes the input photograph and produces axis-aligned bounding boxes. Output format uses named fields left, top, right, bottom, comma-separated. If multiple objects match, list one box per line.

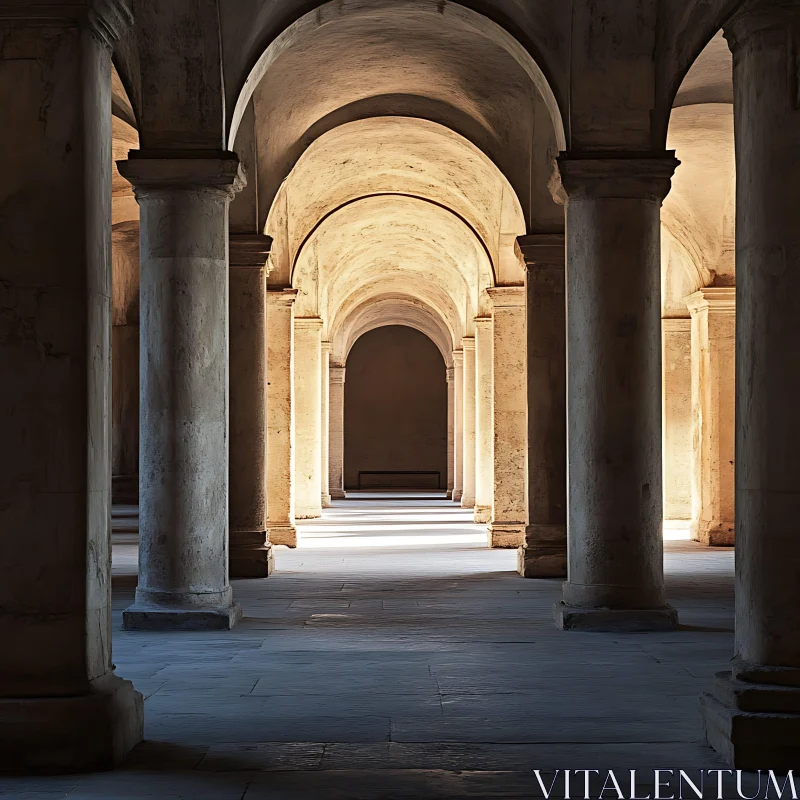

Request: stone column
left=266, top=289, right=298, bottom=546
left=446, top=367, right=455, bottom=498
left=473, top=319, right=494, bottom=523
left=686, top=288, right=736, bottom=546
left=553, top=154, right=680, bottom=632
left=487, top=287, right=527, bottom=548
left=321, top=342, right=332, bottom=508
left=452, top=350, right=464, bottom=503
left=662, top=318, right=692, bottom=528
left=329, top=365, right=347, bottom=500
left=460, top=338, right=477, bottom=508
left=118, top=155, right=244, bottom=631
left=0, top=2, right=143, bottom=769
left=294, top=318, right=323, bottom=519
left=700, top=1, right=800, bottom=769
left=517, top=235, right=568, bottom=578
left=228, top=234, right=273, bottom=578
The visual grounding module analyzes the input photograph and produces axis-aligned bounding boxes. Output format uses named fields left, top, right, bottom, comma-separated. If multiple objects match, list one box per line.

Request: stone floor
left=4, top=496, right=744, bottom=799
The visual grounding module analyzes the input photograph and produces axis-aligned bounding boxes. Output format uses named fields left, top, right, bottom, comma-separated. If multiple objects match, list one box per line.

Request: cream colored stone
left=294, top=318, right=324, bottom=520
left=328, top=366, right=346, bottom=500
left=662, top=318, right=693, bottom=525
left=460, top=338, right=477, bottom=510
left=686, top=288, right=736, bottom=546
left=473, top=317, right=493, bottom=525
left=266, top=289, right=298, bottom=547
left=320, top=342, right=332, bottom=508
left=452, top=351, right=464, bottom=503
left=446, top=367, right=455, bottom=499
left=487, top=287, right=526, bottom=548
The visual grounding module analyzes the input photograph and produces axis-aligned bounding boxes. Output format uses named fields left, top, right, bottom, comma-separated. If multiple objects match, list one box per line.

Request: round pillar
left=266, top=289, right=298, bottom=546
left=487, top=287, right=527, bottom=548
left=0, top=2, right=143, bottom=768
left=228, top=234, right=273, bottom=578
left=700, top=0, right=800, bottom=769
left=446, top=366, right=455, bottom=499
left=118, top=156, right=244, bottom=631
left=553, top=154, right=680, bottom=632
left=473, top=318, right=493, bottom=524
left=452, top=351, right=464, bottom=503
left=517, top=235, right=567, bottom=578
left=460, top=338, right=477, bottom=509
left=294, top=318, right=323, bottom=520
left=321, top=342, right=332, bottom=507
left=329, top=366, right=347, bottom=500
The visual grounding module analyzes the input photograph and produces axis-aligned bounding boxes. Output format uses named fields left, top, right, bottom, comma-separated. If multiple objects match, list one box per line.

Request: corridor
left=6, top=497, right=737, bottom=798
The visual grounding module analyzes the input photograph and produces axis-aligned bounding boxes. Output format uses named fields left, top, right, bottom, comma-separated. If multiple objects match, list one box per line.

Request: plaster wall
left=344, top=326, right=447, bottom=490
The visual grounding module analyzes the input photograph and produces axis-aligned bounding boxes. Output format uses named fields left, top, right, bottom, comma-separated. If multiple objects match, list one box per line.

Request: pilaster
left=266, top=289, right=298, bottom=546
left=516, top=234, right=568, bottom=578
left=487, top=287, right=527, bottom=548
left=329, top=365, right=347, bottom=500
left=473, top=318, right=494, bottom=524
left=686, top=288, right=735, bottom=546
left=294, top=317, right=324, bottom=520
left=452, top=351, right=464, bottom=503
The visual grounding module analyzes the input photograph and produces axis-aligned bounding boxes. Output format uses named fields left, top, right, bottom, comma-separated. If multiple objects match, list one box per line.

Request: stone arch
left=228, top=0, right=565, bottom=229
left=331, top=295, right=455, bottom=368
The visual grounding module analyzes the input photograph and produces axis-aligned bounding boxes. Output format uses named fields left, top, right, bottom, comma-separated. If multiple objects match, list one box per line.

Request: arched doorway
left=344, top=326, right=447, bottom=493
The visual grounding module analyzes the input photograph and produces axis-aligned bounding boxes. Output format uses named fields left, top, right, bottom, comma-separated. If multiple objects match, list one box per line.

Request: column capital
left=321, top=340, right=333, bottom=356
left=266, top=288, right=298, bottom=307
left=516, top=233, right=565, bottom=270
left=452, top=349, right=464, bottom=367
left=724, top=0, right=800, bottom=51
left=462, top=336, right=476, bottom=352
left=330, top=365, right=346, bottom=384
left=474, top=316, right=493, bottom=329
left=295, top=316, right=324, bottom=331
left=685, top=286, right=736, bottom=316
left=553, top=153, right=680, bottom=202
left=0, top=0, right=132, bottom=45
left=229, top=233, right=272, bottom=271
left=117, top=154, right=246, bottom=200
left=487, top=285, right=525, bottom=309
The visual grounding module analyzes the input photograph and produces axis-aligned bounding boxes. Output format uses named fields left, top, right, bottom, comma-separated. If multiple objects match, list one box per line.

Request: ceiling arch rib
left=265, top=117, right=526, bottom=287
left=291, top=194, right=493, bottom=331
left=331, top=295, right=455, bottom=368
left=230, top=0, right=565, bottom=232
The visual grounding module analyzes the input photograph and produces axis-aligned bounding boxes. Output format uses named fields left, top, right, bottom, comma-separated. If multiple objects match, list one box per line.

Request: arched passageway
left=4, top=0, right=800, bottom=781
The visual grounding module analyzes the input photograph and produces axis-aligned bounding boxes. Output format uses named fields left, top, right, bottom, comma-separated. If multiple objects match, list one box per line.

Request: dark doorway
left=344, top=326, right=447, bottom=491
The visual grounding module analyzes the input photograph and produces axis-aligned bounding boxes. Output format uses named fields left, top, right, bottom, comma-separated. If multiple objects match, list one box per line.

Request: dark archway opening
left=344, top=325, right=447, bottom=491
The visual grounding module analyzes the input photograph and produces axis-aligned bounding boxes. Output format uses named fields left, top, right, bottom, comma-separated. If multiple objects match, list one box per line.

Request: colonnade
left=1, top=0, right=798, bottom=772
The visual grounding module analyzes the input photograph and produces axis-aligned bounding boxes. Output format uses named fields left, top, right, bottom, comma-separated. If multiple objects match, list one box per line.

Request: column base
left=269, top=523, right=298, bottom=547
left=460, top=496, right=474, bottom=509
left=230, top=531, right=274, bottom=579
left=0, top=673, right=143, bottom=773
left=446, top=489, right=453, bottom=499
left=296, top=509, right=322, bottom=520
left=452, top=489, right=463, bottom=502
left=553, top=601, right=679, bottom=632
left=691, top=518, right=735, bottom=546
left=518, top=524, right=567, bottom=578
left=487, top=522, right=524, bottom=548
left=123, top=601, right=242, bottom=631
left=700, top=670, right=800, bottom=770
left=473, top=504, right=491, bottom=524
left=330, top=489, right=346, bottom=500
left=321, top=493, right=332, bottom=508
